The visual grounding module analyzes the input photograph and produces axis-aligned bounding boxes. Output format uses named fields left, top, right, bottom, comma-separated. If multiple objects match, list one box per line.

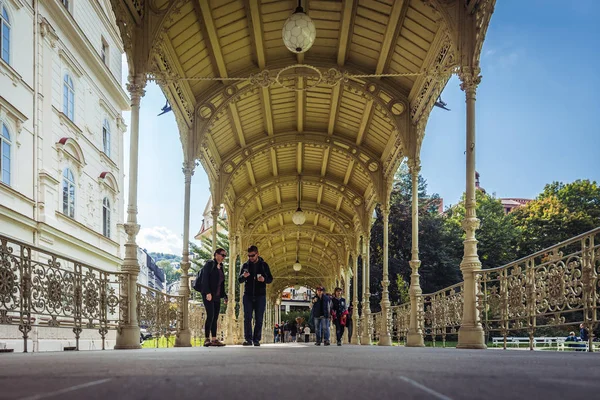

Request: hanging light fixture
left=292, top=175, right=306, bottom=225
left=293, top=235, right=302, bottom=271
left=282, top=0, right=316, bottom=54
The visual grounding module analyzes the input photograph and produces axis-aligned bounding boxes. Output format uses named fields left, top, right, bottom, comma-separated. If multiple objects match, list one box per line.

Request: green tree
left=156, top=260, right=181, bottom=287
left=445, top=190, right=518, bottom=269
left=369, top=165, right=462, bottom=310
left=511, top=180, right=600, bottom=257
left=395, top=274, right=409, bottom=305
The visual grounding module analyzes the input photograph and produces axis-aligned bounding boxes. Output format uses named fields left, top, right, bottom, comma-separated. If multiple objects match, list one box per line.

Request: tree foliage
left=445, top=190, right=518, bottom=269
left=511, top=180, right=600, bottom=257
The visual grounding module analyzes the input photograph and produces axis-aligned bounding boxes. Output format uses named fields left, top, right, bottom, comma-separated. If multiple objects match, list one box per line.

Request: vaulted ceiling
left=110, top=0, right=495, bottom=292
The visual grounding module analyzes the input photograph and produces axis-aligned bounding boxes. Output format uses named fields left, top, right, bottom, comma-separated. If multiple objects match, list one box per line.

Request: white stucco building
left=0, top=0, right=128, bottom=272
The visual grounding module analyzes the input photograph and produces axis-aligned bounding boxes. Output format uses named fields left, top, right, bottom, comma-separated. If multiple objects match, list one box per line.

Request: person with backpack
left=238, top=245, right=273, bottom=346
left=198, top=248, right=228, bottom=347
left=331, top=287, right=348, bottom=346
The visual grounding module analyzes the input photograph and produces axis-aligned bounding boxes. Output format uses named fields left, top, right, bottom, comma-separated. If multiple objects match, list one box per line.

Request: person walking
left=331, top=287, right=348, bottom=346
left=238, top=245, right=273, bottom=346
left=346, top=305, right=354, bottom=343
left=311, top=286, right=331, bottom=346
left=201, top=248, right=228, bottom=347
left=303, top=325, right=311, bottom=343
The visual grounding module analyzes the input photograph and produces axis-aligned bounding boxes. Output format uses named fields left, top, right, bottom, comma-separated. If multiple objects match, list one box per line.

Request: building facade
left=0, top=0, right=128, bottom=271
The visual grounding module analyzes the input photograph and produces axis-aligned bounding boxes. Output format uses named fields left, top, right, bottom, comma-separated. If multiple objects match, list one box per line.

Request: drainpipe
left=32, top=0, right=39, bottom=246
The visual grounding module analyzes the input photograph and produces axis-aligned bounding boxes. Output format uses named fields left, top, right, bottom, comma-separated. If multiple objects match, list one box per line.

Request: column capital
left=126, top=76, right=147, bottom=106
left=408, top=158, right=421, bottom=176
left=458, top=66, right=482, bottom=94
left=182, top=161, right=196, bottom=177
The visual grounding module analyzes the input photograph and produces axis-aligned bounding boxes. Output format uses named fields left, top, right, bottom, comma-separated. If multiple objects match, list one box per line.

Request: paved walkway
left=1, top=344, right=599, bottom=400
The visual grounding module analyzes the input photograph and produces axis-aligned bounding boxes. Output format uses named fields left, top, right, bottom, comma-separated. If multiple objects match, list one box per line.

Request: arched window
left=102, top=119, right=111, bottom=157
left=1, top=4, right=10, bottom=63
left=1, top=122, right=10, bottom=185
left=63, top=74, right=75, bottom=121
left=102, top=197, right=110, bottom=238
left=62, top=168, right=75, bottom=218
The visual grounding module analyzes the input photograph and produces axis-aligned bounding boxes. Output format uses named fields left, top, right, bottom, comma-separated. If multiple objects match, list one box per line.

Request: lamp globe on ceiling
left=282, top=0, right=316, bottom=54
left=293, top=260, right=302, bottom=272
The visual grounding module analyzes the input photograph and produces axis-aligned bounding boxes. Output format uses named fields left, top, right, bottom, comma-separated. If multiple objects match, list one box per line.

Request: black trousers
left=202, top=297, right=221, bottom=339
left=334, top=319, right=345, bottom=343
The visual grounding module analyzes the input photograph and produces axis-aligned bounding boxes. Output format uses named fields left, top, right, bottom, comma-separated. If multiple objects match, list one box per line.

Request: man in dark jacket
left=311, top=286, right=332, bottom=346
left=238, top=245, right=273, bottom=346
left=201, top=248, right=228, bottom=347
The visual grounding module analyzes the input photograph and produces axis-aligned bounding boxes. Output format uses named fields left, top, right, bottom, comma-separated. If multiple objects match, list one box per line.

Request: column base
left=406, top=331, right=425, bottom=347
left=114, top=325, right=141, bottom=350
left=457, top=325, right=487, bottom=349
left=378, top=333, right=392, bottom=346
left=350, top=336, right=360, bottom=345
left=175, top=329, right=192, bottom=347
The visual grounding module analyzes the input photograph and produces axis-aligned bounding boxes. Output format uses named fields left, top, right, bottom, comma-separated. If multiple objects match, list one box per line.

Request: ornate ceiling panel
left=111, top=0, right=496, bottom=286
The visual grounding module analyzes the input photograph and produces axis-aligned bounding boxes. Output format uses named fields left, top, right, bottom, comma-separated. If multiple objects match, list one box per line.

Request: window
left=102, top=197, right=110, bottom=238
left=1, top=123, right=10, bottom=185
left=1, top=5, right=9, bottom=64
left=101, top=38, right=108, bottom=65
left=61, top=0, right=69, bottom=11
left=62, top=168, right=75, bottom=218
left=102, top=119, right=110, bottom=157
left=63, top=74, right=75, bottom=121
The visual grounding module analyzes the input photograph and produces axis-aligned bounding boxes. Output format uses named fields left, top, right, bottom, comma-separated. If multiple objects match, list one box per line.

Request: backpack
left=192, top=260, right=214, bottom=292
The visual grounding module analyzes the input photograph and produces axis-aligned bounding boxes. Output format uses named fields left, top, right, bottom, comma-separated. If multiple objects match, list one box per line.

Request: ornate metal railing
left=391, top=303, right=410, bottom=343
left=0, top=234, right=126, bottom=352
left=137, top=283, right=183, bottom=347
left=188, top=303, right=227, bottom=344
left=423, top=282, right=464, bottom=346
left=398, top=227, right=600, bottom=350
left=480, top=227, right=599, bottom=350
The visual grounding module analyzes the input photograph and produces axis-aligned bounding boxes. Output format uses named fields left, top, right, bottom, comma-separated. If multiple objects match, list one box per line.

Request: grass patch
left=141, top=337, right=205, bottom=348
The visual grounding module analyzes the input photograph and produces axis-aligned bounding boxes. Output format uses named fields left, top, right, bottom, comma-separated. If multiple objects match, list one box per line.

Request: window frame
left=101, top=37, right=108, bottom=66
left=63, top=74, right=75, bottom=121
left=1, top=4, right=10, bottom=64
left=102, top=118, right=111, bottom=157
left=0, top=122, right=11, bottom=186
left=102, top=197, right=111, bottom=238
left=62, top=168, right=76, bottom=218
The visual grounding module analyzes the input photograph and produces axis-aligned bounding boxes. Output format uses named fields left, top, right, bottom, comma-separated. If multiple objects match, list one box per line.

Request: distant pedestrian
left=331, top=287, right=348, bottom=346
left=290, top=322, right=298, bottom=342
left=347, top=305, right=354, bottom=343
left=303, top=325, right=310, bottom=343
left=312, top=286, right=332, bottom=346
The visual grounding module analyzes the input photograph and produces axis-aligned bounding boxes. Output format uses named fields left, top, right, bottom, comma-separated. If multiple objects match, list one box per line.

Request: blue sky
left=122, top=0, right=600, bottom=255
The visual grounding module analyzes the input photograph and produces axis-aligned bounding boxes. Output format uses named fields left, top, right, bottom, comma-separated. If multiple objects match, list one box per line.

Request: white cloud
left=137, top=226, right=183, bottom=255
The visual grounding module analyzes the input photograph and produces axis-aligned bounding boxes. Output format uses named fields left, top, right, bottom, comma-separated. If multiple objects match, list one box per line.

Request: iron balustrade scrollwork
left=0, top=234, right=126, bottom=352
left=395, top=227, right=599, bottom=351
left=390, top=303, right=410, bottom=344
left=481, top=227, right=600, bottom=351
left=137, top=283, right=184, bottom=347
left=423, top=282, right=464, bottom=347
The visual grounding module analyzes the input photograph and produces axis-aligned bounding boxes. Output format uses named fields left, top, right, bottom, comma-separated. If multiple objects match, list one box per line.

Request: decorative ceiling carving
left=111, top=0, right=494, bottom=284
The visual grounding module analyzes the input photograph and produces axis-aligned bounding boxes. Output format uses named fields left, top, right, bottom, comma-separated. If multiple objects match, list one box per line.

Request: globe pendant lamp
left=293, top=259, right=302, bottom=272
left=292, top=176, right=306, bottom=225
left=282, top=0, right=316, bottom=54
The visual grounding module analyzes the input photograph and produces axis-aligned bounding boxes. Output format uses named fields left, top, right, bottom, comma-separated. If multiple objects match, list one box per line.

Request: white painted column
left=360, top=234, right=372, bottom=345
left=225, top=234, right=237, bottom=345
left=115, top=76, right=145, bottom=350
left=211, top=207, right=219, bottom=252
left=351, top=251, right=360, bottom=344
left=175, top=161, right=195, bottom=347
left=457, top=67, right=486, bottom=349
left=407, top=160, right=425, bottom=347
left=378, top=207, right=392, bottom=346
left=237, top=245, right=245, bottom=342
